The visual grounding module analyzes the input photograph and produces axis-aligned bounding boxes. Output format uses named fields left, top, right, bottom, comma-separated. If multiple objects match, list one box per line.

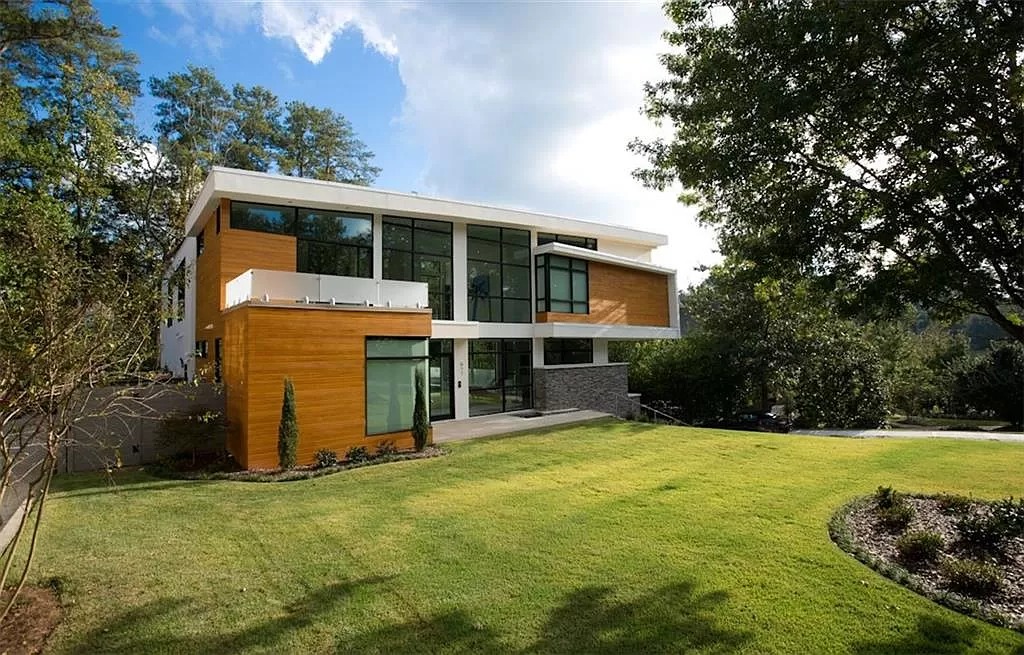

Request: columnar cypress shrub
left=412, top=373, right=429, bottom=451
left=278, top=377, right=298, bottom=469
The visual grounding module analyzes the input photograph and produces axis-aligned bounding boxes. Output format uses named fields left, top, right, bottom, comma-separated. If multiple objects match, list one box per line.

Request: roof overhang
left=184, top=168, right=668, bottom=248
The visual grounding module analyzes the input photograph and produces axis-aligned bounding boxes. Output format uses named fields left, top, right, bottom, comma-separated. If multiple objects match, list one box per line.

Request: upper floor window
left=536, top=254, right=588, bottom=314
left=196, top=230, right=205, bottom=257
left=296, top=209, right=373, bottom=278
left=537, top=232, right=597, bottom=250
left=228, top=201, right=372, bottom=278
left=467, top=225, right=530, bottom=323
left=383, top=217, right=453, bottom=320
left=230, top=201, right=295, bottom=234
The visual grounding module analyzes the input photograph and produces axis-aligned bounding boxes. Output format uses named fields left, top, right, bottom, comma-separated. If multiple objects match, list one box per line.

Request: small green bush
left=956, top=500, right=1023, bottom=557
left=412, top=375, right=429, bottom=451
left=345, top=445, right=371, bottom=463
left=874, top=485, right=900, bottom=509
left=314, top=449, right=339, bottom=468
left=935, top=493, right=973, bottom=516
left=278, top=378, right=298, bottom=469
left=376, top=440, right=398, bottom=457
left=878, top=504, right=915, bottom=531
left=940, top=558, right=1002, bottom=598
left=895, top=530, right=944, bottom=567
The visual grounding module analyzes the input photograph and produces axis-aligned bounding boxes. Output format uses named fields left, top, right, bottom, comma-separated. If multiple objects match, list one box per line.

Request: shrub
left=345, top=445, right=370, bottom=463
left=956, top=499, right=1024, bottom=557
left=156, top=405, right=227, bottom=466
left=874, top=486, right=900, bottom=509
left=314, top=449, right=338, bottom=468
left=412, top=374, right=429, bottom=451
left=989, top=497, right=1024, bottom=537
left=878, top=503, right=915, bottom=532
left=940, top=558, right=1002, bottom=598
left=277, top=378, right=298, bottom=469
left=935, top=493, right=973, bottom=516
left=895, top=531, right=944, bottom=567
left=376, top=440, right=398, bottom=457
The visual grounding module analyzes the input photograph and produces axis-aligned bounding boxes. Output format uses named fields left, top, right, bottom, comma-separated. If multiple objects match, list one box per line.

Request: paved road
left=793, top=428, right=1024, bottom=443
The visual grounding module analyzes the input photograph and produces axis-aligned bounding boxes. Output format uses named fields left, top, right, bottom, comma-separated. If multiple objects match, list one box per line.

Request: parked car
left=709, top=411, right=792, bottom=433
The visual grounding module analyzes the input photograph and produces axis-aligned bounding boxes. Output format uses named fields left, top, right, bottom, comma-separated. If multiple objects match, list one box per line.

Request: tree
left=277, top=378, right=298, bottom=469
left=949, top=342, right=1024, bottom=428
left=222, top=84, right=282, bottom=172
left=278, top=101, right=380, bottom=184
left=633, top=1, right=1023, bottom=342
left=411, top=373, right=429, bottom=451
left=1, top=1, right=156, bottom=622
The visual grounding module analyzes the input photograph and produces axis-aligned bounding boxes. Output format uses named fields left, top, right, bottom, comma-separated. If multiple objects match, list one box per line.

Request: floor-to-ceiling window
left=468, top=339, right=532, bottom=416
left=429, top=339, right=454, bottom=421
left=467, top=226, right=531, bottom=322
left=365, top=338, right=428, bottom=435
left=383, top=217, right=453, bottom=320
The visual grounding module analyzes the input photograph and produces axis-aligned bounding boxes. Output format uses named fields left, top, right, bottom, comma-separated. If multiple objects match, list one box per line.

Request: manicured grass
left=33, top=421, right=1024, bottom=653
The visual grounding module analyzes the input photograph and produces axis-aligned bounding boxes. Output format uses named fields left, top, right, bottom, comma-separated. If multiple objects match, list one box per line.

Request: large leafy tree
left=278, top=101, right=380, bottom=183
left=633, top=1, right=1023, bottom=342
left=0, top=0, right=162, bottom=620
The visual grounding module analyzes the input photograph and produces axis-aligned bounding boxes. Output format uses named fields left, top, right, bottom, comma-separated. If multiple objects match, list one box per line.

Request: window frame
left=467, top=225, right=531, bottom=323
left=543, top=338, right=594, bottom=366
left=535, top=254, right=589, bottom=315
left=537, top=232, right=598, bottom=250
left=382, top=216, right=454, bottom=320
left=364, top=337, right=430, bottom=436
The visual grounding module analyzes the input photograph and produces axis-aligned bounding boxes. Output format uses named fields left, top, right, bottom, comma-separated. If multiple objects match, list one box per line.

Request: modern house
left=160, top=168, right=680, bottom=469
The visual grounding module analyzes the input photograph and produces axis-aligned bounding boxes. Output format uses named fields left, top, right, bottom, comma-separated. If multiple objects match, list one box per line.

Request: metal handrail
left=615, top=395, right=689, bottom=426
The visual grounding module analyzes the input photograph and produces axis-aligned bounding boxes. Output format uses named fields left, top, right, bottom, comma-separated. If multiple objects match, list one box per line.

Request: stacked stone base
left=533, top=364, right=628, bottom=417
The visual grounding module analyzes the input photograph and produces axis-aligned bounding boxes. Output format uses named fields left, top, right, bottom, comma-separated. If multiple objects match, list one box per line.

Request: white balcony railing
left=225, top=269, right=429, bottom=310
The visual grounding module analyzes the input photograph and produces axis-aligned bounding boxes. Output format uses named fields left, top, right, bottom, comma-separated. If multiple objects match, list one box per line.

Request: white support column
left=532, top=337, right=545, bottom=368
left=453, top=222, right=468, bottom=321
left=593, top=338, right=609, bottom=364
left=453, top=337, right=470, bottom=419
left=372, top=213, right=384, bottom=282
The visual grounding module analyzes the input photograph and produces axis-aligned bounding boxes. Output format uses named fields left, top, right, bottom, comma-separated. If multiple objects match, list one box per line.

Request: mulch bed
left=0, top=586, right=62, bottom=655
left=148, top=446, right=447, bottom=482
left=831, top=494, right=1023, bottom=632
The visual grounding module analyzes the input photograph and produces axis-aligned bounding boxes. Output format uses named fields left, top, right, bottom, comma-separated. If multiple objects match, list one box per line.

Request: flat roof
left=184, top=167, right=668, bottom=247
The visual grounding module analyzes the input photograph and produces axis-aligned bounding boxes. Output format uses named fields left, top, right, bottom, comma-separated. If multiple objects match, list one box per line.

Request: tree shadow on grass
left=50, top=470, right=212, bottom=498
left=335, top=580, right=751, bottom=654
left=850, top=613, right=1024, bottom=655
left=68, top=576, right=393, bottom=655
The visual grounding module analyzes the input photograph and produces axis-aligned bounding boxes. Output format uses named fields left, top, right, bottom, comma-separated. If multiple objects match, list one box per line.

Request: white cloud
left=157, top=1, right=719, bottom=284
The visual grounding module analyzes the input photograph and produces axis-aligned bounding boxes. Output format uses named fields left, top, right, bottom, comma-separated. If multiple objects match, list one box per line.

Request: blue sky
left=95, top=0, right=718, bottom=283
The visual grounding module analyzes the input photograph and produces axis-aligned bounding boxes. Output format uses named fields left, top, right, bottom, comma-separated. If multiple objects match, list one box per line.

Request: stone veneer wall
left=533, top=363, right=629, bottom=417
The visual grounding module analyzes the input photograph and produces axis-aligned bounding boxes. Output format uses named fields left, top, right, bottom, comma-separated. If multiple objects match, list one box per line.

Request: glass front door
left=468, top=339, right=532, bottom=416
left=429, top=339, right=454, bottom=421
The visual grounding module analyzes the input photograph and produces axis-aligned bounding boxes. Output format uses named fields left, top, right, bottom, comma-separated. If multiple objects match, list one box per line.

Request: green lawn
left=34, top=420, right=1024, bottom=654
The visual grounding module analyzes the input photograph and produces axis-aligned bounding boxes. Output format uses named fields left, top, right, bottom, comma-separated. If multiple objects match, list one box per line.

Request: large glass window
left=537, top=233, right=598, bottom=250
left=229, top=201, right=373, bottom=278
left=429, top=339, right=454, bottom=421
left=230, top=201, right=296, bottom=234
left=535, top=255, right=588, bottom=314
left=365, top=338, right=428, bottom=435
left=543, top=338, right=593, bottom=365
left=467, top=225, right=531, bottom=323
left=383, top=217, right=453, bottom=320
left=468, top=339, right=532, bottom=416
left=297, top=209, right=372, bottom=278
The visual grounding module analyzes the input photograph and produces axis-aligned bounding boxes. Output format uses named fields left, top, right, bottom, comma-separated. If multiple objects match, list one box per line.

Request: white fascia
left=184, top=168, right=668, bottom=248
left=533, top=323, right=681, bottom=340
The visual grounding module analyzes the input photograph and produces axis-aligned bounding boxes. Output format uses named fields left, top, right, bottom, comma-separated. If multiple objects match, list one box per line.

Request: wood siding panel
left=222, top=307, right=248, bottom=464
left=194, top=204, right=222, bottom=381
left=537, top=261, right=669, bottom=326
left=228, top=305, right=432, bottom=469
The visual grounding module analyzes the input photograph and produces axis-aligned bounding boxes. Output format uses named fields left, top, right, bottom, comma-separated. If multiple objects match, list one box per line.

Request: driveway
left=793, top=428, right=1024, bottom=444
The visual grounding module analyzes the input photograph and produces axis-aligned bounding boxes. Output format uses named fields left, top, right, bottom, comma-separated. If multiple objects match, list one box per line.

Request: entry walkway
left=432, top=410, right=610, bottom=443
left=794, top=428, right=1024, bottom=443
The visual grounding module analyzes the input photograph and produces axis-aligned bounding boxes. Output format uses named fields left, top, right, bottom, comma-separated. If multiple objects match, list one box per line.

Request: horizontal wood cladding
left=537, top=261, right=670, bottom=326
left=222, top=307, right=248, bottom=464
left=194, top=202, right=223, bottom=382
left=224, top=304, right=431, bottom=469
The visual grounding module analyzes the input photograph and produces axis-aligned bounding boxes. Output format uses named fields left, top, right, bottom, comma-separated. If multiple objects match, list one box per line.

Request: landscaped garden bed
left=831, top=487, right=1024, bottom=631
left=147, top=444, right=446, bottom=482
